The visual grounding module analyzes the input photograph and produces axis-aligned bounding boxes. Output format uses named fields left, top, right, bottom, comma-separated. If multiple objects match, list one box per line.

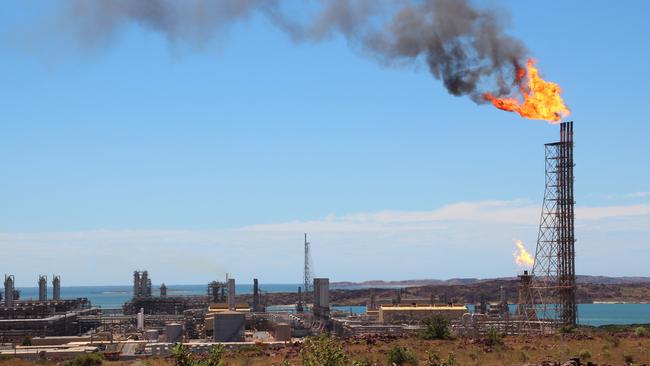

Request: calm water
left=15, top=284, right=301, bottom=309
left=13, top=286, right=650, bottom=326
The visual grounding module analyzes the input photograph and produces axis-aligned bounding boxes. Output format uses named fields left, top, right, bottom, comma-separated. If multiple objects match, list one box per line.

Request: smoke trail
left=53, top=0, right=528, bottom=102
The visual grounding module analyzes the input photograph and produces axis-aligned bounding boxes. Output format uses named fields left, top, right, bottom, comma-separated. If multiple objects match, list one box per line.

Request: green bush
left=634, top=326, right=647, bottom=337
left=425, top=350, right=441, bottom=366
left=64, top=352, right=105, bottom=366
left=559, top=325, right=576, bottom=334
left=170, top=343, right=193, bottom=366
left=420, top=314, right=451, bottom=340
left=386, top=345, right=417, bottom=366
left=205, top=343, right=226, bottom=366
left=300, top=335, right=348, bottom=366
left=485, top=328, right=504, bottom=347
left=445, top=352, right=458, bottom=366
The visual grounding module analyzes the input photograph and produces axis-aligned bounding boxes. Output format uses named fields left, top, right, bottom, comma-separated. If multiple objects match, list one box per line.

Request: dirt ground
left=1, top=330, right=648, bottom=366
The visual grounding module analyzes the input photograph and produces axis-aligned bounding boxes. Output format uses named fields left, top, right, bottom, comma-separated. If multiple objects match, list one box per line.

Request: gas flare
left=485, top=59, right=569, bottom=123
left=513, top=239, right=534, bottom=268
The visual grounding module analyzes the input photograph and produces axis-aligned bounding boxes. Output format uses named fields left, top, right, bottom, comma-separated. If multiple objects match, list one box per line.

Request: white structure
left=137, top=308, right=145, bottom=330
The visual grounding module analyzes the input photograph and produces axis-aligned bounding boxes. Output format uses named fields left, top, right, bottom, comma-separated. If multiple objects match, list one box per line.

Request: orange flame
left=485, top=59, right=569, bottom=123
left=513, top=239, right=534, bottom=267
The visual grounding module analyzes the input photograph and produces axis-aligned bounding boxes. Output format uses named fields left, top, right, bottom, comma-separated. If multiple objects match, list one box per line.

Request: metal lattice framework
left=304, top=233, right=313, bottom=295
left=531, top=121, right=577, bottom=327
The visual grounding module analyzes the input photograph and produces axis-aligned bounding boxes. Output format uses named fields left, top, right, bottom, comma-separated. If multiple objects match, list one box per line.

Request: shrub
left=420, top=314, right=451, bottom=340
left=300, top=335, right=348, bottom=366
left=386, top=345, right=417, bottom=366
left=65, top=353, right=105, bottom=366
left=559, top=325, right=575, bottom=334
left=170, top=343, right=193, bottom=366
left=425, top=350, right=441, bottom=366
left=468, top=350, right=479, bottom=361
left=578, top=349, right=591, bottom=360
left=634, top=326, right=647, bottom=337
left=21, top=336, right=32, bottom=346
left=205, top=343, right=226, bottom=366
left=485, top=328, right=504, bottom=347
left=519, top=350, right=529, bottom=363
left=445, top=352, right=458, bottom=366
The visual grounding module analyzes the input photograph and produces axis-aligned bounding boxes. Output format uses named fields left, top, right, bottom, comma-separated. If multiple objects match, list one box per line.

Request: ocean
left=13, top=285, right=650, bottom=326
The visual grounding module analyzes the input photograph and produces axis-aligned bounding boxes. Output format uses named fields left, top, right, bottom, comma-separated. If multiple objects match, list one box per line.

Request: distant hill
left=332, top=275, right=650, bottom=288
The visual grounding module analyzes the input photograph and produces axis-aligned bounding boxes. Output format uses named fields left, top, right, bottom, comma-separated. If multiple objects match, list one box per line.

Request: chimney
left=252, top=278, right=260, bottom=312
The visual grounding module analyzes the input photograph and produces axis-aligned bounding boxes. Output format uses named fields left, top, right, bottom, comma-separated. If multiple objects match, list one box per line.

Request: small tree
left=204, top=343, right=226, bottom=366
left=21, top=336, right=32, bottom=346
left=386, top=345, right=417, bottom=366
left=170, top=343, right=193, bottom=366
left=420, top=314, right=451, bottom=340
left=300, top=335, right=348, bottom=366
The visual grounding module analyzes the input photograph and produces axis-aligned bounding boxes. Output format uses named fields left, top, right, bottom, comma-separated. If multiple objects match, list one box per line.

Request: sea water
left=13, top=285, right=650, bottom=326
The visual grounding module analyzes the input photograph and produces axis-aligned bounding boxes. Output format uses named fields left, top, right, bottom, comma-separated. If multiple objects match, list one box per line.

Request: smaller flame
left=513, top=239, right=534, bottom=268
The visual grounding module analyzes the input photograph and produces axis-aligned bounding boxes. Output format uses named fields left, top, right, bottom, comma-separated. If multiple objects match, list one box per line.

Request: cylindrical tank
left=274, top=323, right=291, bottom=342
left=165, top=323, right=183, bottom=343
left=137, top=308, right=145, bottom=330
left=213, top=311, right=245, bottom=342
left=144, top=329, right=159, bottom=342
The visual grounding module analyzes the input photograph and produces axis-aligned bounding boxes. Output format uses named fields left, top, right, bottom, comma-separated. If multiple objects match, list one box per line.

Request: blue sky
left=1, top=1, right=649, bottom=286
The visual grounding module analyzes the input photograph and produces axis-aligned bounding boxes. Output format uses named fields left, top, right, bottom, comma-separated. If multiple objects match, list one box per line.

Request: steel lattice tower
left=303, top=233, right=313, bottom=295
left=532, top=121, right=577, bottom=327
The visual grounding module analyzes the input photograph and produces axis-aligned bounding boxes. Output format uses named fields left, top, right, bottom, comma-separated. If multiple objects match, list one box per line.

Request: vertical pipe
left=227, top=278, right=236, bottom=310
left=253, top=278, right=259, bottom=312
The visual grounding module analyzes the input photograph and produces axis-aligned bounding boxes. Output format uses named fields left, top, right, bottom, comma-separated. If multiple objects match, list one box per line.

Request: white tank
left=137, top=308, right=145, bottom=330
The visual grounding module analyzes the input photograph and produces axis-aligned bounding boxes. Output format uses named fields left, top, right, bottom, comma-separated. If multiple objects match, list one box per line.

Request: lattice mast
left=303, top=233, right=313, bottom=296
left=532, top=121, right=577, bottom=327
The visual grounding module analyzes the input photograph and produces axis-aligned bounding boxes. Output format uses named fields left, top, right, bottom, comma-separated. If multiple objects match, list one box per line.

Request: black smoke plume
left=54, top=0, right=528, bottom=102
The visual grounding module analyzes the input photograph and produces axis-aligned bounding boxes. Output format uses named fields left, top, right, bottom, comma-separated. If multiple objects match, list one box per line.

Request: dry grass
left=1, top=331, right=649, bottom=366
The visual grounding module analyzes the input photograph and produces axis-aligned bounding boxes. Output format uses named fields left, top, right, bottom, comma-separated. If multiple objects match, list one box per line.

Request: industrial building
left=0, top=122, right=578, bottom=360
left=0, top=274, right=94, bottom=341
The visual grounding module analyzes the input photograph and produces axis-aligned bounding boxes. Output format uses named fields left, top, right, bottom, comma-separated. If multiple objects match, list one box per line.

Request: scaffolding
left=531, top=121, right=577, bottom=328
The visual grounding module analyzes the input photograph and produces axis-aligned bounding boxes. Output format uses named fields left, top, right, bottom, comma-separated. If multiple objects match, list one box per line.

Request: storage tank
left=213, top=311, right=245, bottom=342
left=165, top=323, right=183, bottom=343
left=274, top=323, right=291, bottom=342
left=144, top=329, right=159, bottom=342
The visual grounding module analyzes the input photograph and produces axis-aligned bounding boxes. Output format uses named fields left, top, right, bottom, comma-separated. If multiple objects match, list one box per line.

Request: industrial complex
left=0, top=122, right=577, bottom=360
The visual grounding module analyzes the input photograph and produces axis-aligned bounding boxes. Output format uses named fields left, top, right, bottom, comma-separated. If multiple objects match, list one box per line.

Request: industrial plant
left=0, top=122, right=577, bottom=360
